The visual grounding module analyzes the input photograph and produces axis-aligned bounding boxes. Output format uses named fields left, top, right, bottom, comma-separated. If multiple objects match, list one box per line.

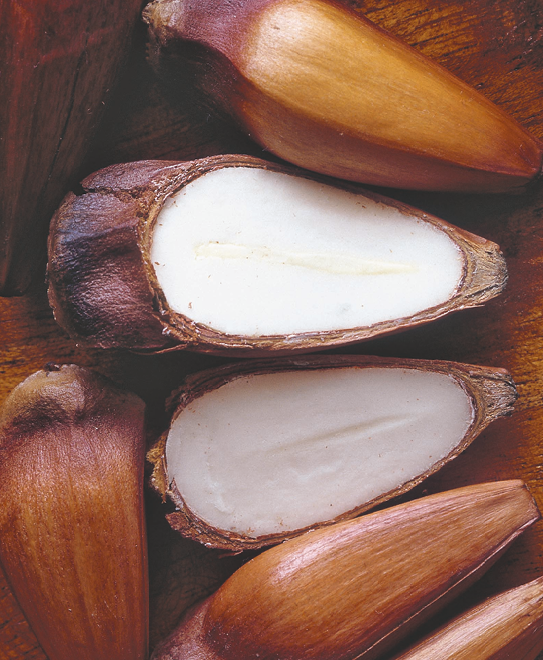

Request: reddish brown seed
left=0, top=0, right=143, bottom=295
left=393, top=575, right=543, bottom=660
left=0, top=364, right=149, bottom=660
left=144, top=0, right=543, bottom=193
left=152, top=480, right=540, bottom=660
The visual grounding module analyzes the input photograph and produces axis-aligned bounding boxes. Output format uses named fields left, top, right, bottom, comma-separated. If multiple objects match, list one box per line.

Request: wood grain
left=1, top=0, right=542, bottom=657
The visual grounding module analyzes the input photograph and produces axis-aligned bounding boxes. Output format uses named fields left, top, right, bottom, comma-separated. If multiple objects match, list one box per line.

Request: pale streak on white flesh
left=166, top=367, right=474, bottom=537
left=194, top=243, right=418, bottom=275
left=150, top=167, right=464, bottom=336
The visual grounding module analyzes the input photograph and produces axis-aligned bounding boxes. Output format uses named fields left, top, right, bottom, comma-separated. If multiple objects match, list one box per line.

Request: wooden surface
left=1, top=0, right=543, bottom=657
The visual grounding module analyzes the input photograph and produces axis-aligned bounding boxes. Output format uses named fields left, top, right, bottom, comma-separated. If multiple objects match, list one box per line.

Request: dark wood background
left=1, top=0, right=543, bottom=657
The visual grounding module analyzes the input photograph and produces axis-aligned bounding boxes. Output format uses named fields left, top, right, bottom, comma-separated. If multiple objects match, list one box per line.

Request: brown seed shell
left=151, top=480, right=540, bottom=660
left=392, top=575, right=543, bottom=660
left=144, top=0, right=543, bottom=193
left=148, top=354, right=518, bottom=551
left=0, top=364, right=149, bottom=660
left=47, top=155, right=507, bottom=355
left=0, top=0, right=143, bottom=295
